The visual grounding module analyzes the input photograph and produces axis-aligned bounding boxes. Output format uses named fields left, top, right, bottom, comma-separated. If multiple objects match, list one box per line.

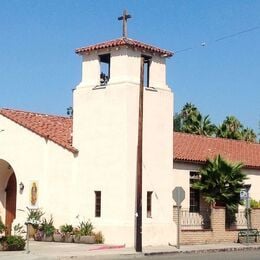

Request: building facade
left=0, top=36, right=260, bottom=246
left=0, top=37, right=176, bottom=246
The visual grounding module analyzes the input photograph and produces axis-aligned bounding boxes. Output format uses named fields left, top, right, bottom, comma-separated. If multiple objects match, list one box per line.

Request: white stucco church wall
left=72, top=44, right=175, bottom=246
left=0, top=37, right=177, bottom=247
left=0, top=115, right=75, bottom=226
left=1, top=32, right=260, bottom=248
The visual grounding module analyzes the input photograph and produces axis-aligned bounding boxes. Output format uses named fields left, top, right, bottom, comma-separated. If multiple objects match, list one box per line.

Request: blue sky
left=0, top=1, right=259, bottom=133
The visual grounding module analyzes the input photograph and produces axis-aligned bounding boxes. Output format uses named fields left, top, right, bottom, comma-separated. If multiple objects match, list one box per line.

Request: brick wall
left=174, top=206, right=238, bottom=245
left=251, top=208, right=260, bottom=229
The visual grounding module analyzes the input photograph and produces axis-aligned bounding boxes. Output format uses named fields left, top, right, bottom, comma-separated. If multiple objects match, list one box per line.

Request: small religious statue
left=30, top=182, right=38, bottom=206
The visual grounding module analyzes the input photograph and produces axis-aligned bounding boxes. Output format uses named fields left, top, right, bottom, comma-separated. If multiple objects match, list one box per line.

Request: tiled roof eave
left=0, top=111, right=78, bottom=154
left=173, top=158, right=260, bottom=170
left=173, top=158, right=205, bottom=166
left=75, top=37, right=173, bottom=57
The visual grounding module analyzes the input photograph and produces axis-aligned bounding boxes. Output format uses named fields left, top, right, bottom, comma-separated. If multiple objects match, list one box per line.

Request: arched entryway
left=0, top=159, right=17, bottom=235
left=5, top=173, right=17, bottom=235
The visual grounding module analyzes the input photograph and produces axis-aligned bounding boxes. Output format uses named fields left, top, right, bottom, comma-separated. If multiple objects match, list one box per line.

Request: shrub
left=13, top=223, right=24, bottom=236
left=0, top=218, right=6, bottom=234
left=5, top=235, right=25, bottom=251
left=27, top=207, right=45, bottom=228
left=60, top=224, right=73, bottom=234
left=93, top=231, right=104, bottom=244
left=250, top=199, right=260, bottom=208
left=41, top=216, right=55, bottom=237
left=78, top=219, right=93, bottom=236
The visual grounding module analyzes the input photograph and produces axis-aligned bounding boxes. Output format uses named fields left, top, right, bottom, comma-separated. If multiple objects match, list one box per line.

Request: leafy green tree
left=217, top=116, right=243, bottom=140
left=173, top=112, right=182, bottom=132
left=192, top=155, right=247, bottom=212
left=175, top=103, right=257, bottom=143
left=180, top=103, right=216, bottom=136
left=241, top=127, right=257, bottom=142
left=191, top=114, right=216, bottom=136
left=180, top=103, right=200, bottom=125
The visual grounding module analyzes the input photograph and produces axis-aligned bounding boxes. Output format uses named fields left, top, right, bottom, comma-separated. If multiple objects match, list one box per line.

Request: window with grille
left=147, top=191, right=153, bottom=218
left=95, top=191, right=101, bottom=217
left=189, top=172, right=200, bottom=213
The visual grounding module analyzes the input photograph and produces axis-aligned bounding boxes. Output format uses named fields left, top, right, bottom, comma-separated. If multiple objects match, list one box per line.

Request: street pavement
left=1, top=241, right=260, bottom=260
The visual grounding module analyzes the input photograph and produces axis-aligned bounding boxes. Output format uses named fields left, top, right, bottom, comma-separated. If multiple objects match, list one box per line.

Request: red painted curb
left=89, top=245, right=126, bottom=251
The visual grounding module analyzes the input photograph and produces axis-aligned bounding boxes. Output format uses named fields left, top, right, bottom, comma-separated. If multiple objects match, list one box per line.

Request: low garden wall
left=173, top=206, right=260, bottom=245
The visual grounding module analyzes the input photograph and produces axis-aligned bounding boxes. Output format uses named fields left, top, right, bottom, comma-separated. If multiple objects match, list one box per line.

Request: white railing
left=181, top=208, right=211, bottom=230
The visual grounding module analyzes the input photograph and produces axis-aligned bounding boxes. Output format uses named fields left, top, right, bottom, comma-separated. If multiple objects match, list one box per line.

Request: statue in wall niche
left=31, top=182, right=38, bottom=206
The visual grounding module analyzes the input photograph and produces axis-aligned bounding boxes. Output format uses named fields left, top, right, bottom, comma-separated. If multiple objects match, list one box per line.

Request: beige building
left=0, top=36, right=260, bottom=246
left=0, top=37, right=176, bottom=246
left=173, top=132, right=260, bottom=212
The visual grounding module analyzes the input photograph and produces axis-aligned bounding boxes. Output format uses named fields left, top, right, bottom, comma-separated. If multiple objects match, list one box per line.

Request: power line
left=174, top=25, right=260, bottom=54
left=215, top=26, right=260, bottom=42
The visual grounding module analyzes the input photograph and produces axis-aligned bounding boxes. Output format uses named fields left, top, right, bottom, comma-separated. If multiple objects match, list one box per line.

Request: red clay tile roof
left=75, top=37, right=173, bottom=57
left=174, top=132, right=260, bottom=169
left=0, top=108, right=77, bottom=153
left=1, top=108, right=259, bottom=169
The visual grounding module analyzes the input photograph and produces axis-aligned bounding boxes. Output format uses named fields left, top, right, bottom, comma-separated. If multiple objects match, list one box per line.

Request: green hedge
left=0, top=235, right=25, bottom=251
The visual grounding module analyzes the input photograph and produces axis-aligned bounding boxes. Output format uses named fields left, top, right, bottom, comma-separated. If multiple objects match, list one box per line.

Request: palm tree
left=180, top=103, right=200, bottom=134
left=173, top=113, right=182, bottom=132
left=241, top=127, right=257, bottom=142
left=181, top=103, right=199, bottom=122
left=180, top=103, right=216, bottom=136
left=192, top=114, right=216, bottom=136
left=192, top=155, right=247, bottom=212
left=217, top=116, right=243, bottom=140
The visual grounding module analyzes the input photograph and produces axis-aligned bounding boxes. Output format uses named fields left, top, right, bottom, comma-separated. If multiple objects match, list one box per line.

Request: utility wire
left=215, top=26, right=260, bottom=42
left=174, top=25, right=260, bottom=54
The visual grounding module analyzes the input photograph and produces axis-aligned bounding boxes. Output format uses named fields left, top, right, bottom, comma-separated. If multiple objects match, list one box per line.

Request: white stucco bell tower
left=72, top=35, right=176, bottom=246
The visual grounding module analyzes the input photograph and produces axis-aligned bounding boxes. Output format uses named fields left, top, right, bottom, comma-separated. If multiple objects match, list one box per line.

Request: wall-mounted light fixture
left=19, top=182, right=24, bottom=193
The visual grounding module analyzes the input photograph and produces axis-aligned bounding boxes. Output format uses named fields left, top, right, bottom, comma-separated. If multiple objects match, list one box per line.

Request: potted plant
left=72, top=227, right=81, bottom=243
left=0, top=221, right=25, bottom=251
left=26, top=207, right=44, bottom=238
left=53, top=229, right=64, bottom=242
left=41, top=216, right=55, bottom=242
left=77, top=219, right=95, bottom=244
left=60, top=224, right=73, bottom=243
left=34, top=229, right=44, bottom=241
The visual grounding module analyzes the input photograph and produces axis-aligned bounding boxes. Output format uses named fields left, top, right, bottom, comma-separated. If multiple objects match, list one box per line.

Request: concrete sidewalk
left=1, top=241, right=260, bottom=259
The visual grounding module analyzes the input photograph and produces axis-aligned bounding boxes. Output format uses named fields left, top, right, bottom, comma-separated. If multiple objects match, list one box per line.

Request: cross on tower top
left=118, top=10, right=132, bottom=38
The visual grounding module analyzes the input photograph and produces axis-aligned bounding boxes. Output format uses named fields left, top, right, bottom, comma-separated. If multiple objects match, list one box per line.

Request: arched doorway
left=0, top=160, right=17, bottom=235
left=5, top=173, right=17, bottom=235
